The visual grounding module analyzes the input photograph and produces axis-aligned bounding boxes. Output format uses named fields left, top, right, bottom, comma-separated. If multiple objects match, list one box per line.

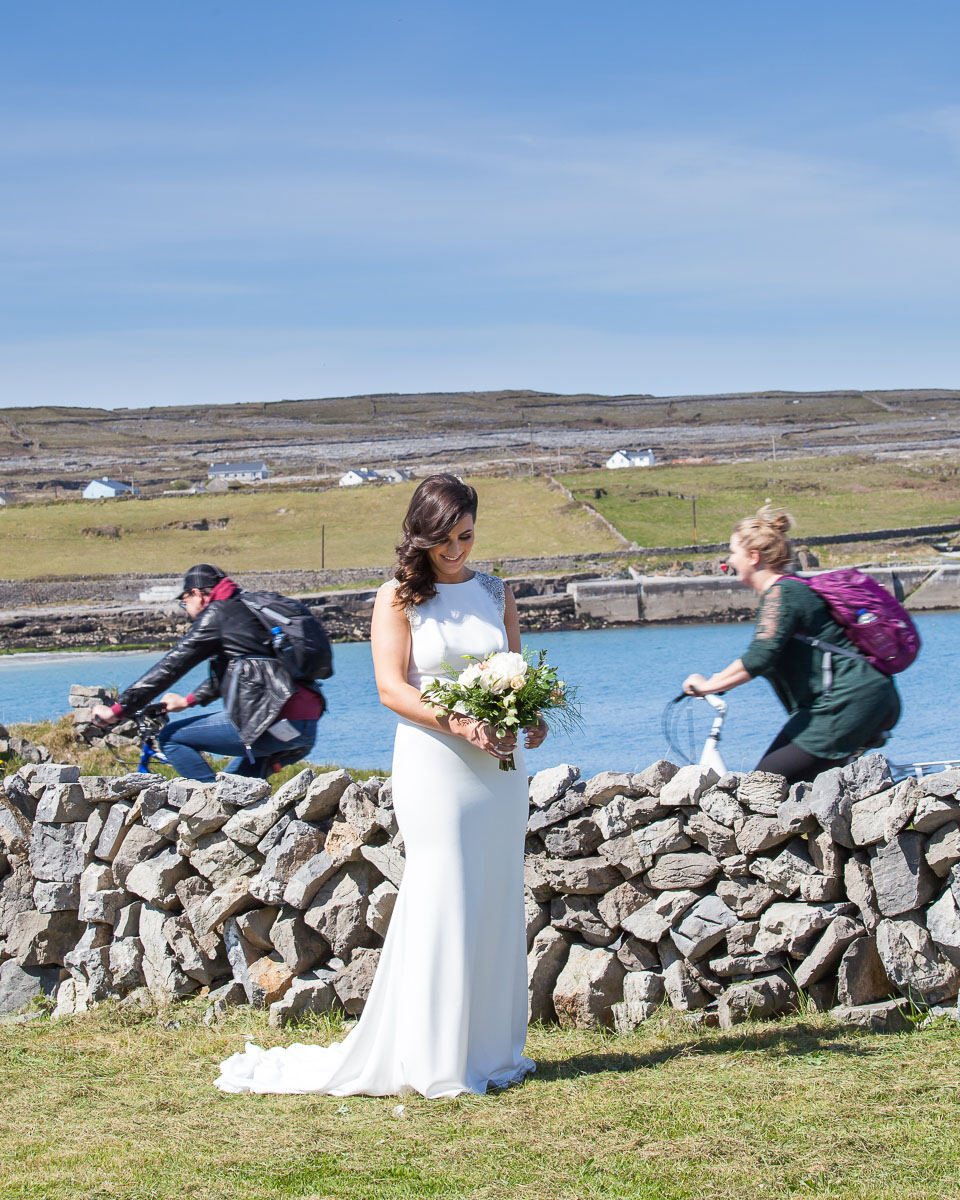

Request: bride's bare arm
left=503, top=585, right=548, bottom=749
left=370, top=585, right=514, bottom=759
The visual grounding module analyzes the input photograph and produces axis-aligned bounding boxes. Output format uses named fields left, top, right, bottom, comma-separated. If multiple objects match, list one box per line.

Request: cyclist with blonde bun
left=682, top=506, right=900, bottom=785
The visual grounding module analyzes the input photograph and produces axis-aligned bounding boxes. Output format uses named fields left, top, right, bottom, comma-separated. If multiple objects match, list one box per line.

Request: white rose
left=484, top=651, right=527, bottom=691
left=458, top=664, right=482, bottom=688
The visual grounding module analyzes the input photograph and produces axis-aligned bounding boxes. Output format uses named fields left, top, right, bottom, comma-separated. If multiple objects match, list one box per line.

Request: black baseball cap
left=180, top=563, right=226, bottom=597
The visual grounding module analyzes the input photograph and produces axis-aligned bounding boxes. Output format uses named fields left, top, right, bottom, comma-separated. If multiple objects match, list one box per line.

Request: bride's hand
left=452, top=716, right=517, bottom=761
left=524, top=717, right=548, bottom=749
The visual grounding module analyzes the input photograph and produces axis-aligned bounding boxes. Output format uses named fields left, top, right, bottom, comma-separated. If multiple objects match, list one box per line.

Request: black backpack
left=239, top=590, right=334, bottom=681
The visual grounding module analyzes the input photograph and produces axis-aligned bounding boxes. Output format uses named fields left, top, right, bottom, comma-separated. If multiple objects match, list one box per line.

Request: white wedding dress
left=215, top=571, right=535, bottom=1098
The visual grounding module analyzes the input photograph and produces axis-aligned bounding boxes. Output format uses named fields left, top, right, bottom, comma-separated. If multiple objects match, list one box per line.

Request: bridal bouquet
left=421, top=648, right=580, bottom=771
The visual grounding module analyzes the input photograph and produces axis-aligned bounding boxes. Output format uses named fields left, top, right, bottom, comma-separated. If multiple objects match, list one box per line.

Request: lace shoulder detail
left=383, top=578, right=421, bottom=629
left=475, top=572, right=506, bottom=618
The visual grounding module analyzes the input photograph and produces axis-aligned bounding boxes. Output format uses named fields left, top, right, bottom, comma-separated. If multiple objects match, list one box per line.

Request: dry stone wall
left=3, top=753, right=960, bottom=1034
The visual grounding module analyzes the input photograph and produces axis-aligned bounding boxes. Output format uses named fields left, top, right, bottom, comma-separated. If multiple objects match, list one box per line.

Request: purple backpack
left=789, top=568, right=920, bottom=675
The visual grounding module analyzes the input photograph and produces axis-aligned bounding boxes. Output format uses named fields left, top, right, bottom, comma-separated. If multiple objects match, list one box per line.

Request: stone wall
left=2, top=754, right=960, bottom=1033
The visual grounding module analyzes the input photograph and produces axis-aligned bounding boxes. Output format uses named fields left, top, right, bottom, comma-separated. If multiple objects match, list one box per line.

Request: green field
left=1, top=1005, right=958, bottom=1199
left=561, top=456, right=960, bottom=550
left=0, top=478, right=619, bottom=580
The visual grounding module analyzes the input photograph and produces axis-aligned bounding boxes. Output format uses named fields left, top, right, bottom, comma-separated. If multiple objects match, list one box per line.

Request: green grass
left=0, top=477, right=619, bottom=580
left=562, top=456, right=960, bottom=550
left=1, top=1005, right=959, bottom=1199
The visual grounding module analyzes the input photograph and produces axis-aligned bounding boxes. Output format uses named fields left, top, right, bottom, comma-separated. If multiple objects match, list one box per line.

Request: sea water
left=0, top=612, right=954, bottom=777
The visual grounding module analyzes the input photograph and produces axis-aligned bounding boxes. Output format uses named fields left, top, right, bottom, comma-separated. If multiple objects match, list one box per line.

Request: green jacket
left=740, top=577, right=900, bottom=760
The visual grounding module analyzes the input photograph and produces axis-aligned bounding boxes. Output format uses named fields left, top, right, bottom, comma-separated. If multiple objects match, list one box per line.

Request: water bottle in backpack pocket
left=239, top=590, right=334, bottom=681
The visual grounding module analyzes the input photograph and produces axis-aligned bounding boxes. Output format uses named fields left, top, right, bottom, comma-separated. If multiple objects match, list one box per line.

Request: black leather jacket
left=116, top=595, right=319, bottom=748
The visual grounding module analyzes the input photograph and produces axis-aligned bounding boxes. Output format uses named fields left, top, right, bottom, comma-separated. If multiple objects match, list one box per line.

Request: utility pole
left=321, top=524, right=325, bottom=569
left=771, top=434, right=777, bottom=463
left=691, top=496, right=698, bottom=545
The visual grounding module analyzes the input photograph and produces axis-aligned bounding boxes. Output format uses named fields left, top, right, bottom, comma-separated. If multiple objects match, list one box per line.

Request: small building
left=339, top=468, right=383, bottom=487
left=604, top=448, right=656, bottom=469
left=377, top=467, right=413, bottom=483
left=82, top=477, right=141, bottom=499
left=0, top=491, right=16, bottom=506
left=207, top=461, right=268, bottom=483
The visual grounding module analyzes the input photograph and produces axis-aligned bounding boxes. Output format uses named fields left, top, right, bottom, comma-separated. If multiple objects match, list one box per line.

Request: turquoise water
left=0, top=613, right=953, bottom=776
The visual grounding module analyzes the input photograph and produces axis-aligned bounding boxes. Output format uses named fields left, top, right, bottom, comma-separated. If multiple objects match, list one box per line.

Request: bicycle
left=85, top=702, right=172, bottom=774
left=661, top=692, right=960, bottom=782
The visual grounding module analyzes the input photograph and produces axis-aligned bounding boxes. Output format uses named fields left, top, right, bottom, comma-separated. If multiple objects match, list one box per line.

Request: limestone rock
left=236, top=906, right=280, bottom=951
left=658, top=765, right=718, bottom=808
left=738, top=771, right=788, bottom=816
left=597, top=879, right=652, bottom=931
left=294, top=768, right=354, bottom=821
left=754, top=902, right=848, bottom=958
left=244, top=954, right=296, bottom=1007
left=7, top=909, right=83, bottom=967
left=177, top=788, right=232, bottom=838
left=798, top=875, right=845, bottom=902
left=550, top=895, right=616, bottom=946
left=870, top=832, right=938, bottom=918
left=620, top=889, right=699, bottom=943
left=268, top=970, right=339, bottom=1026
left=918, top=769, right=960, bottom=799
left=593, top=795, right=631, bottom=842
left=527, top=926, right=571, bottom=1022
left=842, top=754, right=893, bottom=802
left=726, top=920, right=760, bottom=956
left=617, top=935, right=660, bottom=972
left=715, top=879, right=778, bottom=920
left=324, top=819, right=365, bottom=863
left=830, top=998, right=910, bottom=1032
left=808, top=766, right=854, bottom=848
left=699, top=787, right=746, bottom=830
left=926, top=823, right=960, bottom=879
left=749, top=840, right=819, bottom=896
left=543, top=815, right=603, bottom=859
left=283, top=850, right=344, bottom=909
left=926, top=888, right=960, bottom=966
left=0, top=960, right=59, bottom=1015
left=849, top=780, right=917, bottom=846
left=34, top=783, right=90, bottom=825
left=643, top=851, right=720, bottom=891
left=222, top=789, right=296, bottom=849
left=632, top=817, right=690, bottom=859
left=339, top=784, right=379, bottom=842
left=303, top=862, right=378, bottom=958
left=526, top=785, right=592, bottom=835
left=331, top=947, right=381, bottom=1014
left=125, top=848, right=190, bottom=910
left=913, top=794, right=960, bottom=835
left=837, top=935, right=891, bottom=1006
left=793, top=917, right=863, bottom=988
left=528, top=763, right=580, bottom=809
left=108, top=937, right=145, bottom=992
left=271, top=904, right=330, bottom=973
left=164, top=911, right=229, bottom=985
left=213, top=773, right=271, bottom=808
left=632, top=760, right=678, bottom=796
left=139, top=904, right=197, bottom=1001
left=876, top=914, right=960, bottom=1003
left=611, top=969, right=665, bottom=1031
left=188, top=831, right=261, bottom=888
left=659, top=940, right=711, bottom=1011
left=366, top=880, right=398, bottom=939
left=113, top=901, right=142, bottom=939
left=250, top=820, right=327, bottom=904
left=204, top=979, right=248, bottom=1024
left=143, top=807, right=180, bottom=841
left=843, top=851, right=882, bottom=932
left=596, top=833, right=647, bottom=879
left=187, top=877, right=256, bottom=938
left=670, top=894, right=737, bottom=960
left=686, top=811, right=738, bottom=859
left=718, top=973, right=794, bottom=1028
left=112, top=825, right=166, bottom=888
left=95, top=802, right=134, bottom=861
left=33, top=880, right=80, bottom=914
left=581, top=771, right=636, bottom=805
left=553, top=943, right=625, bottom=1028
left=524, top=885, right=549, bottom=949
left=29, top=822, right=86, bottom=884
left=736, top=816, right=793, bottom=857
left=709, top=951, right=786, bottom=978
left=538, top=856, right=622, bottom=895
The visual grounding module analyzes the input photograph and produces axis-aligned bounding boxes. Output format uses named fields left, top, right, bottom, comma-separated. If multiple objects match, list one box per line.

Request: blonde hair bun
left=756, top=504, right=794, bottom=536
left=732, top=504, right=795, bottom=572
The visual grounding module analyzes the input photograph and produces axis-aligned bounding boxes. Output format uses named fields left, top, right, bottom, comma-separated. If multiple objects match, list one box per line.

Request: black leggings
left=756, top=707, right=896, bottom=786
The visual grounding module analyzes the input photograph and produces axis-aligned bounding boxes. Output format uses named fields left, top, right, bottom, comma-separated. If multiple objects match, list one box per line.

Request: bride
left=216, top=474, right=546, bottom=1097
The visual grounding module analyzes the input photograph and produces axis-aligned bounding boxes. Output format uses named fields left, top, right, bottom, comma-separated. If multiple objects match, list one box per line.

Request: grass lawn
left=561, top=456, right=960, bottom=550
left=0, top=478, right=618, bottom=580
left=1, top=1005, right=959, bottom=1199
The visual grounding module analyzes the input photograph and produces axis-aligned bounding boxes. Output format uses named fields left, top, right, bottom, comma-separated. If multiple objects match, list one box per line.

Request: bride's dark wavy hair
left=394, top=474, right=479, bottom=608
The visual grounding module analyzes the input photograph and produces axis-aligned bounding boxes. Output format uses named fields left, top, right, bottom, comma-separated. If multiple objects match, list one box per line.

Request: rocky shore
left=3, top=733, right=960, bottom=1034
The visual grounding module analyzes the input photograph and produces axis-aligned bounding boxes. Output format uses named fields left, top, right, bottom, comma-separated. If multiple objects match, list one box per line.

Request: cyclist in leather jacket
left=91, top=564, right=324, bottom=781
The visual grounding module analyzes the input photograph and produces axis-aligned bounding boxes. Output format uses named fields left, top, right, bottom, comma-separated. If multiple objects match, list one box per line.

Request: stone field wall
left=3, top=748, right=960, bottom=1034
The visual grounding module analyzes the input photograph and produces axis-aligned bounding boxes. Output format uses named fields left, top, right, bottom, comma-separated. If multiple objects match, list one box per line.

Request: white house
left=338, top=468, right=382, bottom=487
left=82, top=477, right=141, bottom=499
left=605, top=448, right=656, bottom=469
left=0, top=491, right=16, bottom=506
left=377, top=467, right=413, bottom=483
left=207, top=461, right=268, bottom=483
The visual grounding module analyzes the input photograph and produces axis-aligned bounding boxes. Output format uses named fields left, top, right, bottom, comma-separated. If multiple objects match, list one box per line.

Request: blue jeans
left=157, top=709, right=318, bottom=783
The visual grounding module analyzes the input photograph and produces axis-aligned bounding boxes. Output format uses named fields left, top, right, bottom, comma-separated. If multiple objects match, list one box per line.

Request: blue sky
left=2, top=1, right=959, bottom=408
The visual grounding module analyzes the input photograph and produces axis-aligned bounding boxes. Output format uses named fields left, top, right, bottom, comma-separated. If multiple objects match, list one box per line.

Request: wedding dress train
left=215, top=572, right=534, bottom=1098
